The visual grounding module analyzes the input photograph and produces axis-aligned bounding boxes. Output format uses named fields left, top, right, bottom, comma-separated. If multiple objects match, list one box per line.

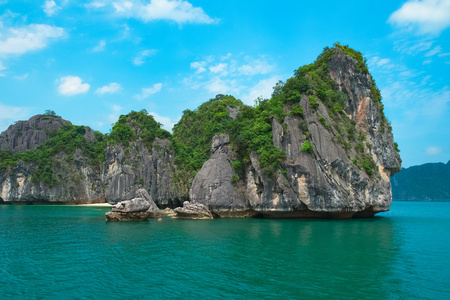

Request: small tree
left=44, top=110, right=57, bottom=116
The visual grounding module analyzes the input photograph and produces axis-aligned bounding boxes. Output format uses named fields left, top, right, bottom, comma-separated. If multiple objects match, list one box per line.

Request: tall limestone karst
left=0, top=44, right=401, bottom=218
left=175, top=44, right=401, bottom=218
left=0, top=111, right=184, bottom=206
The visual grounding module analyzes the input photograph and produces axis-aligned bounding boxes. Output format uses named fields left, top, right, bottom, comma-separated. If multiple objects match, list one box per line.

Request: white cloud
left=394, top=39, right=434, bottom=55
left=113, top=1, right=133, bottom=12
left=0, top=1, right=7, bottom=5
left=108, top=104, right=122, bottom=124
left=133, top=49, right=157, bottom=65
left=135, top=83, right=162, bottom=100
left=389, top=0, right=450, bottom=35
left=425, top=45, right=442, bottom=57
left=0, top=24, right=64, bottom=56
left=241, top=76, right=281, bottom=105
left=238, top=59, right=274, bottom=75
left=377, top=58, right=391, bottom=66
left=426, top=146, right=443, bottom=155
left=57, top=76, right=90, bottom=96
left=93, top=40, right=106, bottom=52
left=42, top=0, right=61, bottom=16
left=190, top=61, right=206, bottom=74
left=96, top=82, right=122, bottom=94
left=185, top=53, right=279, bottom=99
left=205, top=77, right=239, bottom=94
left=0, top=103, right=32, bottom=133
left=423, top=59, right=433, bottom=64
left=149, top=111, right=177, bottom=131
left=113, top=0, right=216, bottom=24
left=85, top=1, right=107, bottom=8
left=209, top=63, right=227, bottom=74
left=13, top=73, right=29, bottom=80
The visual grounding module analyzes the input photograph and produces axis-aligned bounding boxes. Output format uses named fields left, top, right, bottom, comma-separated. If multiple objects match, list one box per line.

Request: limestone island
left=0, top=44, right=401, bottom=220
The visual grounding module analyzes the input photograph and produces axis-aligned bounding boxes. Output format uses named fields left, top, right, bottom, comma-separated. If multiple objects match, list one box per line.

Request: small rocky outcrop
left=174, top=201, right=213, bottom=219
left=105, top=189, right=163, bottom=221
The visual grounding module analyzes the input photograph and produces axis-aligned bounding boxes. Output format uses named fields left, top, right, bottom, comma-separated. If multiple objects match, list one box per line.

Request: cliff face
left=0, top=149, right=105, bottom=203
left=103, top=138, right=183, bottom=207
left=0, top=114, right=68, bottom=152
left=0, top=111, right=184, bottom=206
left=1, top=45, right=401, bottom=218
left=188, top=46, right=401, bottom=218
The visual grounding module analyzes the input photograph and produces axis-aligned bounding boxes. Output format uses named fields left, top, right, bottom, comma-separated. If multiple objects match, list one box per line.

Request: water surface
left=0, top=202, right=449, bottom=299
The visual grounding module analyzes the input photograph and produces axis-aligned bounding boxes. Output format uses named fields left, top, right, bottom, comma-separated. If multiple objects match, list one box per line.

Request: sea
left=0, top=201, right=449, bottom=299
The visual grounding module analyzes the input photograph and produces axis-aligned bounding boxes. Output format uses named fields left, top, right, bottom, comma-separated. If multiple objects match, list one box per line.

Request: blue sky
left=0, top=0, right=449, bottom=168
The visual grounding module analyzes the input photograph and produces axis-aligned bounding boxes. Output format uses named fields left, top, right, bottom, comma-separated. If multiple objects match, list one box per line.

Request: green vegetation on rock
left=0, top=123, right=106, bottom=185
left=109, top=109, right=171, bottom=147
left=172, top=94, right=287, bottom=181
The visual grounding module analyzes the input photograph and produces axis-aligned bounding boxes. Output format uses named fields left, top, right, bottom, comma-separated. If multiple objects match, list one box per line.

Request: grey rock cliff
left=189, top=134, right=251, bottom=217
left=189, top=47, right=401, bottom=218
left=0, top=114, right=68, bottom=152
left=103, top=138, right=184, bottom=207
left=0, top=147, right=105, bottom=204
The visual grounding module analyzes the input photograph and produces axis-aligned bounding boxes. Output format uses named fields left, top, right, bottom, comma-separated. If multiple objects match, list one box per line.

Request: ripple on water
left=0, top=203, right=449, bottom=299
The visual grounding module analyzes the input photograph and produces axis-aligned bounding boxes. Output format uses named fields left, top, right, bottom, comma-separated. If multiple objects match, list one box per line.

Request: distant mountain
left=391, top=161, right=450, bottom=201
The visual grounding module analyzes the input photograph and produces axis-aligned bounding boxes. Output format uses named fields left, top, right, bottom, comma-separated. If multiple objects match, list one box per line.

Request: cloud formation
left=149, top=111, right=176, bottom=131
left=85, top=1, right=107, bottom=9
left=0, top=24, right=64, bottom=55
left=426, top=146, right=443, bottom=155
left=133, top=49, right=157, bottom=65
left=96, top=82, right=122, bottom=94
left=135, top=83, right=162, bottom=99
left=93, top=40, right=106, bottom=52
left=389, top=0, right=450, bottom=35
left=112, top=0, right=216, bottom=24
left=42, top=0, right=61, bottom=16
left=13, top=73, right=29, bottom=80
left=241, top=76, right=280, bottom=105
left=185, top=53, right=279, bottom=102
left=57, top=76, right=90, bottom=96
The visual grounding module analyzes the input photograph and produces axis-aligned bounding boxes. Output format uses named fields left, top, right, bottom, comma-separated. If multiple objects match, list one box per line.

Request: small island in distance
left=0, top=44, right=402, bottom=219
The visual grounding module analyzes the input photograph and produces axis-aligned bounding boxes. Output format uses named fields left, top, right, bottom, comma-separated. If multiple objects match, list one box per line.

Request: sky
left=0, top=0, right=449, bottom=168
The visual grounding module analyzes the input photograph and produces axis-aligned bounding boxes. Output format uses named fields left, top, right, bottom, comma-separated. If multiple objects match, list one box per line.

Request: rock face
left=103, top=138, right=183, bottom=207
left=0, top=46, right=401, bottom=219
left=189, top=47, right=401, bottom=218
left=106, top=189, right=164, bottom=221
left=174, top=201, right=213, bottom=219
left=0, top=114, right=68, bottom=152
left=0, top=146, right=105, bottom=204
left=189, top=134, right=251, bottom=217
left=0, top=114, right=184, bottom=206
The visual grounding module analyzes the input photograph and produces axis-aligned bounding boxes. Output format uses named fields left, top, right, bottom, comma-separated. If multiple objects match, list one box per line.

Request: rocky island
left=0, top=44, right=401, bottom=219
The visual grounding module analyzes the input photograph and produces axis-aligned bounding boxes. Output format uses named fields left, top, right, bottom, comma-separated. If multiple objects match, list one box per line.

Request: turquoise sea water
left=0, top=202, right=449, bottom=299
